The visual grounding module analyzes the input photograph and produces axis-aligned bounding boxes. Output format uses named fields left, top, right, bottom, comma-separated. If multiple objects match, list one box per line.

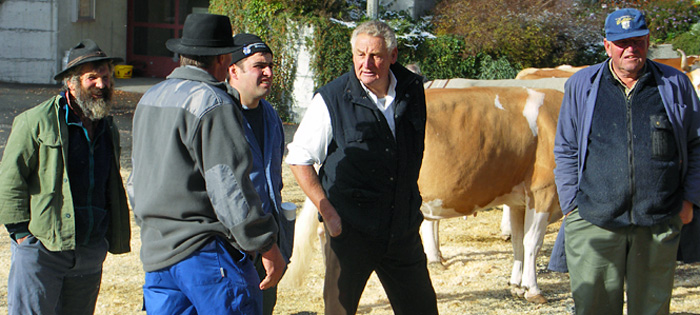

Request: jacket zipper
left=625, top=89, right=637, bottom=225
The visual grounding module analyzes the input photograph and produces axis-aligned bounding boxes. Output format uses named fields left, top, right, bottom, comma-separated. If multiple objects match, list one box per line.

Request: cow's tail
left=280, top=197, right=320, bottom=287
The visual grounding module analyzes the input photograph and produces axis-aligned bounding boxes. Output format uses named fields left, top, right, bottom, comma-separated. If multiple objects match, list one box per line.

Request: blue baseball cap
left=605, top=8, right=649, bottom=42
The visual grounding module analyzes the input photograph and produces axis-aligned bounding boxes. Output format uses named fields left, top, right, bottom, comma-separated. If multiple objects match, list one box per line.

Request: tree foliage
left=433, top=0, right=606, bottom=68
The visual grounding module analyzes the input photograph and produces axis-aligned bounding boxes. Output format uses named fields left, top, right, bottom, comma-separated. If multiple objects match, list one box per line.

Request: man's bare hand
left=680, top=200, right=694, bottom=225
left=16, top=235, right=28, bottom=245
left=259, top=244, right=285, bottom=290
left=319, top=199, right=342, bottom=237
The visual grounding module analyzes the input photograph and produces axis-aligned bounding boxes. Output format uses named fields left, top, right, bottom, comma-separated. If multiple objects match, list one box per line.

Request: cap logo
left=243, top=42, right=268, bottom=55
left=616, top=15, right=633, bottom=30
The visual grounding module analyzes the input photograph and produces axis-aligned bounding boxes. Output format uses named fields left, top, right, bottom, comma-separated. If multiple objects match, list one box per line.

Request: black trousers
left=323, top=222, right=439, bottom=315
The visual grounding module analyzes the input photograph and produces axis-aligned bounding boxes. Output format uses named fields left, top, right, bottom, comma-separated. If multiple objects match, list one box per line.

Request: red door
left=127, top=0, right=210, bottom=78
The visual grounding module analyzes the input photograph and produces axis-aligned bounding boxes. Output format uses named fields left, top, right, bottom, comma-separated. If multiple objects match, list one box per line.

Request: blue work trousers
left=8, top=235, right=108, bottom=315
left=142, top=237, right=262, bottom=315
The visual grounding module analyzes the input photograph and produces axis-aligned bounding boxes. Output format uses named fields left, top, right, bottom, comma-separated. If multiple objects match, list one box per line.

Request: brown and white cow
left=652, top=49, right=699, bottom=73
left=515, top=65, right=587, bottom=80
left=419, top=86, right=563, bottom=304
left=424, top=77, right=568, bottom=92
left=690, top=69, right=700, bottom=98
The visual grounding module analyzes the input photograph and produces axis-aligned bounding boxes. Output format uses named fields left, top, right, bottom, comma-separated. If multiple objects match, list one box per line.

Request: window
left=72, top=0, right=95, bottom=22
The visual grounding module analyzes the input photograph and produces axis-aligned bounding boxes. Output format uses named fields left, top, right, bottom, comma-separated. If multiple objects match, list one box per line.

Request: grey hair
left=180, top=54, right=217, bottom=68
left=351, top=20, right=397, bottom=52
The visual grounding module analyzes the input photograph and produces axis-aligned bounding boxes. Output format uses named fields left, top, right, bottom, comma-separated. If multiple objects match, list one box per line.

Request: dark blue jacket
left=550, top=59, right=700, bottom=271
left=229, top=85, right=294, bottom=263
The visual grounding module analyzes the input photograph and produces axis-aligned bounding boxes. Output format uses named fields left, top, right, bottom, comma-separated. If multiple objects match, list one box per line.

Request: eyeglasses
left=243, top=43, right=269, bottom=56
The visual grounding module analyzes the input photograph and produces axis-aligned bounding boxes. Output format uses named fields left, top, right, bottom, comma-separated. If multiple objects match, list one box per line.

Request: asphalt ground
left=0, top=77, right=298, bottom=168
left=0, top=79, right=151, bottom=168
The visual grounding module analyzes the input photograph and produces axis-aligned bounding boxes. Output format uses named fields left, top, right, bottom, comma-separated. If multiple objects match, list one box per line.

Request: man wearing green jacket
left=0, top=39, right=131, bottom=314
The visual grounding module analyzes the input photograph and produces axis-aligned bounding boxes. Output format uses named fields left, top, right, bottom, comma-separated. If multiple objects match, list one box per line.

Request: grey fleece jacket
left=130, top=66, right=277, bottom=272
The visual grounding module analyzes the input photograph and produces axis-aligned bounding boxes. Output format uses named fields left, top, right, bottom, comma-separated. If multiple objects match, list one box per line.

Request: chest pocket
left=38, top=132, right=62, bottom=148
left=343, top=127, right=376, bottom=145
left=650, top=114, right=676, bottom=160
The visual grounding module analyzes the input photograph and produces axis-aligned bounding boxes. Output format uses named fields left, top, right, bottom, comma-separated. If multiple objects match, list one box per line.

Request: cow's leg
left=507, top=205, right=526, bottom=297
left=420, top=219, right=444, bottom=263
left=500, top=205, right=512, bottom=241
left=520, top=207, right=550, bottom=304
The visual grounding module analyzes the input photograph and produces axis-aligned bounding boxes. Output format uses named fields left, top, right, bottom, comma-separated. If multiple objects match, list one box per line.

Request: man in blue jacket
left=226, top=33, right=294, bottom=315
left=553, top=8, right=700, bottom=315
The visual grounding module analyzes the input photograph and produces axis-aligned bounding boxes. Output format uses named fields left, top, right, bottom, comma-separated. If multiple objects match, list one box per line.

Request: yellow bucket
left=114, top=65, right=133, bottom=79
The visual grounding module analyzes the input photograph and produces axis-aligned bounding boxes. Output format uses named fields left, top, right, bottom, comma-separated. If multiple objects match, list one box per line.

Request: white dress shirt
left=285, top=71, right=398, bottom=166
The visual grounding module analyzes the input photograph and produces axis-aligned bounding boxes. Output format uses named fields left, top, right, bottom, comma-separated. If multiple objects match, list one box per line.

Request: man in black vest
left=286, top=20, right=438, bottom=315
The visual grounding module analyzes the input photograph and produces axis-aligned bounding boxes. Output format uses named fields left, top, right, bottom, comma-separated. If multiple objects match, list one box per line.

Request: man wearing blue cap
left=553, top=8, right=700, bottom=315
left=226, top=33, right=293, bottom=315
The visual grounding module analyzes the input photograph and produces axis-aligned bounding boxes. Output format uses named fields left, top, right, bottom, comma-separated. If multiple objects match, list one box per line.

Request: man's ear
left=65, top=78, right=78, bottom=98
left=227, top=64, right=238, bottom=81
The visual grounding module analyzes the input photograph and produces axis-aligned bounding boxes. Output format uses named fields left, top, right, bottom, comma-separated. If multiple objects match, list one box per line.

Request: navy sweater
left=577, top=65, right=683, bottom=228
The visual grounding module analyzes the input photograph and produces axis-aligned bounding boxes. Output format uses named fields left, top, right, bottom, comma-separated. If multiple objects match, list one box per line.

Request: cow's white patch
left=421, top=199, right=462, bottom=219
left=494, top=94, right=505, bottom=110
left=522, top=89, right=545, bottom=137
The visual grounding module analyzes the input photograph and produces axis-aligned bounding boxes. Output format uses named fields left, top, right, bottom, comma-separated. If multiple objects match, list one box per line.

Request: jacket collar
left=166, top=66, right=228, bottom=91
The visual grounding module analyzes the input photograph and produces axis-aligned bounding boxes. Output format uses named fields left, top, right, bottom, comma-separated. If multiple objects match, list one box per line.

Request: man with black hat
left=226, top=33, right=294, bottom=315
left=0, top=39, right=131, bottom=314
left=130, top=13, right=284, bottom=314
left=553, top=8, right=700, bottom=315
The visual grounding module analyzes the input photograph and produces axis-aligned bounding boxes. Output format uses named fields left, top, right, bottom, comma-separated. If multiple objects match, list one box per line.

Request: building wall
left=0, top=0, right=58, bottom=84
left=0, top=0, right=126, bottom=84
left=387, top=0, right=436, bottom=19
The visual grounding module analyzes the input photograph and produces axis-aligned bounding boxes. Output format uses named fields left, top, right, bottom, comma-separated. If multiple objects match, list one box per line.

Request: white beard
left=73, top=84, right=113, bottom=121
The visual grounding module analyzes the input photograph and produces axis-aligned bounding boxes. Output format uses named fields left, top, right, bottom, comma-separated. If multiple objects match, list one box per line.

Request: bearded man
left=0, top=39, right=131, bottom=314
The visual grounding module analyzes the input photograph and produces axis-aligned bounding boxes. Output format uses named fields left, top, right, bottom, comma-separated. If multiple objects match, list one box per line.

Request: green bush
left=670, top=30, right=700, bottom=55
left=413, top=35, right=478, bottom=80
left=477, top=55, right=521, bottom=80
left=307, top=17, right=354, bottom=89
left=432, top=0, right=606, bottom=68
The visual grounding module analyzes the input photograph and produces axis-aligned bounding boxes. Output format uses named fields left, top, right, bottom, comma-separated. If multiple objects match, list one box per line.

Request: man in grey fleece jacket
left=129, top=13, right=285, bottom=314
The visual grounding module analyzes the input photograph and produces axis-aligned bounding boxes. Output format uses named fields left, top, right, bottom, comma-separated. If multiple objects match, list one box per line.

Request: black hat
left=53, top=39, right=123, bottom=81
left=230, top=33, right=273, bottom=65
left=166, top=13, right=236, bottom=56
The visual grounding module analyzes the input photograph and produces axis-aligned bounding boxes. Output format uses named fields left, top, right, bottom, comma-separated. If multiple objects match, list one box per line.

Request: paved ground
left=0, top=77, right=298, bottom=168
left=0, top=77, right=160, bottom=163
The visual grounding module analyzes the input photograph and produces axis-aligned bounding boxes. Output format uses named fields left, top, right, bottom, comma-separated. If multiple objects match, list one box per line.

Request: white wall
left=0, top=0, right=126, bottom=84
left=387, top=0, right=436, bottom=18
left=0, top=0, right=58, bottom=84
left=291, top=24, right=315, bottom=123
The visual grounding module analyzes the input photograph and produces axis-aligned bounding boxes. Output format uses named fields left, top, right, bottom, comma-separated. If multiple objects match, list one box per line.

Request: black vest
left=318, top=64, right=426, bottom=236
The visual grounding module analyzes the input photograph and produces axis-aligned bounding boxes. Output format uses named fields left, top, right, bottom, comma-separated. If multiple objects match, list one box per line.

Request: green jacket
left=0, top=95, right=131, bottom=254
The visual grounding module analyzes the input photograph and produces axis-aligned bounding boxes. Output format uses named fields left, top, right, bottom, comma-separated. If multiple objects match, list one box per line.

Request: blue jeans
left=8, top=235, right=108, bottom=315
left=142, top=237, right=262, bottom=315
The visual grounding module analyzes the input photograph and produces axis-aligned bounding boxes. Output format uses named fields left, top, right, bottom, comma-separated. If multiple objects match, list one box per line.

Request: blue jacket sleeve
left=553, top=78, right=581, bottom=215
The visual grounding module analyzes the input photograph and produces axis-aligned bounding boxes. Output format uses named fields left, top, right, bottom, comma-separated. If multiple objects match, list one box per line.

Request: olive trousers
left=565, top=208, right=682, bottom=315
